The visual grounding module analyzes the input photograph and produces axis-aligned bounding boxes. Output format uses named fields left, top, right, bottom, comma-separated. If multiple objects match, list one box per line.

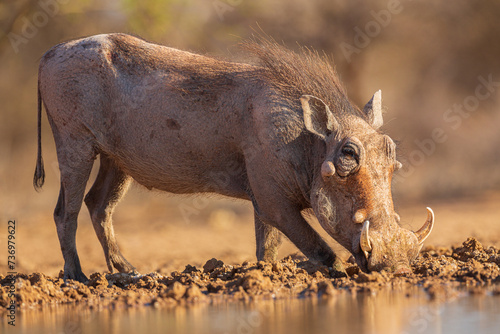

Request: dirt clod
left=238, top=270, right=274, bottom=293
left=88, top=273, right=108, bottom=288
left=203, top=258, right=224, bottom=273
left=167, top=282, right=187, bottom=301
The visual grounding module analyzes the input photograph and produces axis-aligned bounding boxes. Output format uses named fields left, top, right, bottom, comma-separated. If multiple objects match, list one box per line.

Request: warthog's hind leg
left=53, top=134, right=95, bottom=283
left=84, top=154, right=136, bottom=274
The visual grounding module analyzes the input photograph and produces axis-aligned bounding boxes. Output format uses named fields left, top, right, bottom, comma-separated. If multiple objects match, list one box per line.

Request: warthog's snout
left=393, top=266, right=412, bottom=276
left=357, top=207, right=435, bottom=274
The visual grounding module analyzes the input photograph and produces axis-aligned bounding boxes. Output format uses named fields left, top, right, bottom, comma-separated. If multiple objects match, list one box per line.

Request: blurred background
left=1, top=0, right=500, bottom=275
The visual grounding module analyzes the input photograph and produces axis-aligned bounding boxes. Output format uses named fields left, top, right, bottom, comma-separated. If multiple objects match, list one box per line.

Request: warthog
left=34, top=34, right=433, bottom=282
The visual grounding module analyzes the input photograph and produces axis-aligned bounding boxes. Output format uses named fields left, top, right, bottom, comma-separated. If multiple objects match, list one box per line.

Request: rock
left=453, top=237, right=488, bottom=262
left=318, top=280, right=337, bottom=297
left=297, top=261, right=329, bottom=277
left=106, top=273, right=135, bottom=288
left=239, top=270, right=273, bottom=294
left=345, top=266, right=360, bottom=277
left=356, top=271, right=387, bottom=283
left=88, top=273, right=108, bottom=288
left=136, top=275, right=157, bottom=289
left=272, top=262, right=283, bottom=273
left=183, top=265, right=199, bottom=274
left=185, top=284, right=205, bottom=301
left=167, top=282, right=187, bottom=300
left=28, top=273, right=47, bottom=286
left=203, top=258, right=224, bottom=273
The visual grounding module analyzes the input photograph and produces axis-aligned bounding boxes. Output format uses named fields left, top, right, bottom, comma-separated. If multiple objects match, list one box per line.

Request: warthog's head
left=301, top=91, right=434, bottom=274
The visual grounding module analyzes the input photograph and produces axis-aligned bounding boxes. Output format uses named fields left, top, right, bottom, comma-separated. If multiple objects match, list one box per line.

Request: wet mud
left=2, top=237, right=500, bottom=312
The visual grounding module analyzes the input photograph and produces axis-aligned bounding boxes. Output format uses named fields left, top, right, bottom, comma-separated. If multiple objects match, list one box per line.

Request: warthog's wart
left=34, top=33, right=433, bottom=282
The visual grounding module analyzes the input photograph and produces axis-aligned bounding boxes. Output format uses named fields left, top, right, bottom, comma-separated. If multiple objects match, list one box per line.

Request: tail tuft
left=33, top=83, right=45, bottom=191
left=33, top=157, right=45, bottom=191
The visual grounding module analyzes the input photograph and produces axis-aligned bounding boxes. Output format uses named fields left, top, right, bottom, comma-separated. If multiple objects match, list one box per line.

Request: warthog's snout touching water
left=34, top=34, right=433, bottom=282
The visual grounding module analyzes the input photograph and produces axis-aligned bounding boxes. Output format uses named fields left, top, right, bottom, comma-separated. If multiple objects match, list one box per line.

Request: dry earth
left=2, top=180, right=500, bottom=312
left=2, top=237, right=500, bottom=311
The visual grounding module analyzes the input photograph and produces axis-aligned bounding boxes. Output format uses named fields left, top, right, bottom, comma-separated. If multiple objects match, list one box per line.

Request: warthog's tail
left=33, top=81, right=45, bottom=191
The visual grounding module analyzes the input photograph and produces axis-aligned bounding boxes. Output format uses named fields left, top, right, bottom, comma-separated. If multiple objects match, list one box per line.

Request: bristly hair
left=240, top=36, right=360, bottom=118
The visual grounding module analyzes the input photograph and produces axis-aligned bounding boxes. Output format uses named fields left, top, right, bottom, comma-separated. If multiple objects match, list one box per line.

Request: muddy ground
left=2, top=184, right=500, bottom=312
left=2, top=237, right=500, bottom=312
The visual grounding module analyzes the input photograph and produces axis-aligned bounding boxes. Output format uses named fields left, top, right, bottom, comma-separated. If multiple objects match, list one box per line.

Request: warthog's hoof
left=330, top=258, right=348, bottom=278
left=62, top=270, right=89, bottom=284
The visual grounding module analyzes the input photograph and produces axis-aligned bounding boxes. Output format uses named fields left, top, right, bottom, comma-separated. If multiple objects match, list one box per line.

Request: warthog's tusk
left=360, top=220, right=372, bottom=258
left=415, top=207, right=434, bottom=244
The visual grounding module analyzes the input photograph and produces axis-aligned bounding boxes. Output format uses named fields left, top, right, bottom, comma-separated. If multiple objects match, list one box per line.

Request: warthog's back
left=38, top=34, right=264, bottom=198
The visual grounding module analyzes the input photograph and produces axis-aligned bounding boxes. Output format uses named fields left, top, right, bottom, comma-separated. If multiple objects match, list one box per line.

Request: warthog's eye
left=341, top=145, right=357, bottom=158
left=336, top=142, right=360, bottom=177
left=341, top=143, right=360, bottom=163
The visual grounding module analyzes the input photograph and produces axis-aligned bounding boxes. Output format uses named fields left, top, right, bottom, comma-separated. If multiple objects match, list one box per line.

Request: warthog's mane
left=241, top=37, right=362, bottom=119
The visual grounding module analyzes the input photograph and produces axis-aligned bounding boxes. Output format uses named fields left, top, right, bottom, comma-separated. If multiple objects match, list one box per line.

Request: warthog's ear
left=301, top=95, right=339, bottom=140
left=363, top=90, right=384, bottom=129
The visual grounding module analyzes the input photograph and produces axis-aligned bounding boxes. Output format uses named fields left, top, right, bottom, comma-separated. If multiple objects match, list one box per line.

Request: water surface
left=5, top=289, right=500, bottom=334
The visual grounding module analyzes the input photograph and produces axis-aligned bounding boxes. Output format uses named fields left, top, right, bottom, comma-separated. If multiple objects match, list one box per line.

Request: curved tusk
left=321, top=161, right=336, bottom=180
left=415, top=207, right=434, bottom=244
left=360, top=220, right=372, bottom=258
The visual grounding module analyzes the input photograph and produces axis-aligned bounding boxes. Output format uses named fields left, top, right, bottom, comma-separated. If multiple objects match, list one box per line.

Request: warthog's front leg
left=252, top=197, right=346, bottom=277
left=254, top=213, right=282, bottom=262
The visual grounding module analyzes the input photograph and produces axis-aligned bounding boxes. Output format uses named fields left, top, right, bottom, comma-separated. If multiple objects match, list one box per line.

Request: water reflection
left=5, top=289, right=500, bottom=334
